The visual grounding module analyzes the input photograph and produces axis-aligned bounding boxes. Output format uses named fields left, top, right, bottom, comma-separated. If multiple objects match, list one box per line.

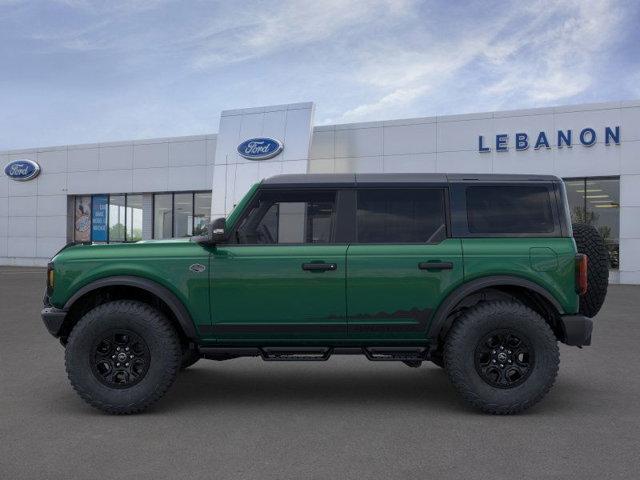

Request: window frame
left=352, top=186, right=450, bottom=245
left=449, top=182, right=562, bottom=238
left=226, top=188, right=341, bottom=246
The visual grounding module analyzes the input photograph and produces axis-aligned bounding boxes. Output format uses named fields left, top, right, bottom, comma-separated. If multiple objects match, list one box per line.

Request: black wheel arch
left=428, top=275, right=565, bottom=342
left=59, top=276, right=198, bottom=343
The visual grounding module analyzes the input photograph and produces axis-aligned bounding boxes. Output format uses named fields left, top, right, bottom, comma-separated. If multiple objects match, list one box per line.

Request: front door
left=210, top=189, right=347, bottom=341
left=346, top=188, right=464, bottom=341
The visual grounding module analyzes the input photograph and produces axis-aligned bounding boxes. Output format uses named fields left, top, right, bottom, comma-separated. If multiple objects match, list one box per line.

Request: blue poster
left=91, top=195, right=108, bottom=242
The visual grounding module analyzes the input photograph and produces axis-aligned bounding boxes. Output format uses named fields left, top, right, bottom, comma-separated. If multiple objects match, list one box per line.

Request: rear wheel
left=430, top=351, right=444, bottom=368
left=572, top=222, right=609, bottom=318
left=65, top=300, right=181, bottom=414
left=444, top=301, right=559, bottom=414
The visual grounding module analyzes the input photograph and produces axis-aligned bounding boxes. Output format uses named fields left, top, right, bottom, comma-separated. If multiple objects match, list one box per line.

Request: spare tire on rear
left=572, top=223, right=609, bottom=318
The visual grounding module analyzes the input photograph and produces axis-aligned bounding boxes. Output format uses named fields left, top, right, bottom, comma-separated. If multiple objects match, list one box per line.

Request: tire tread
left=444, top=301, right=559, bottom=415
left=65, top=300, right=181, bottom=415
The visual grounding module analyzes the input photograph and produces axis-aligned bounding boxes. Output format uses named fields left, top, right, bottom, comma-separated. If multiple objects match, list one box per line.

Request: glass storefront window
left=174, top=193, right=193, bottom=237
left=126, top=194, right=143, bottom=242
left=194, top=192, right=212, bottom=236
left=108, top=195, right=126, bottom=242
left=154, top=194, right=173, bottom=239
left=72, top=191, right=212, bottom=242
left=153, top=191, right=211, bottom=239
left=564, top=177, right=620, bottom=269
left=74, top=196, right=92, bottom=242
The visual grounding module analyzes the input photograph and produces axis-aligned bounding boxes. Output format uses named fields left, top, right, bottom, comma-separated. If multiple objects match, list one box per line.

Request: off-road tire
left=180, top=348, right=201, bottom=370
left=444, top=301, right=559, bottom=414
left=430, top=351, right=444, bottom=368
left=572, top=222, right=609, bottom=318
left=65, top=300, right=181, bottom=414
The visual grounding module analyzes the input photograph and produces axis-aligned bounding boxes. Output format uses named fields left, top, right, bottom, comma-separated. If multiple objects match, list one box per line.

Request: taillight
left=47, top=262, right=55, bottom=294
left=575, top=254, right=588, bottom=295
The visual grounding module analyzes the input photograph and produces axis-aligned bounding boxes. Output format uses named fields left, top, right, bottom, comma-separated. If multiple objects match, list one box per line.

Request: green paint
left=49, top=182, right=580, bottom=344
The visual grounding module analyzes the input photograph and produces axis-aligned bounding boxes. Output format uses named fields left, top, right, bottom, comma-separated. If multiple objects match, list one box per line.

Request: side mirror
left=193, top=217, right=226, bottom=245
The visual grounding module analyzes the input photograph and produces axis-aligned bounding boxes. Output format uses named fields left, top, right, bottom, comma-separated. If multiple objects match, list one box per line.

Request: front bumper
left=560, top=314, right=593, bottom=347
left=41, top=307, right=67, bottom=338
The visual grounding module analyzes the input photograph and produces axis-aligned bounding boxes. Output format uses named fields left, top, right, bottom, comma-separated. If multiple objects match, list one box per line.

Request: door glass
left=236, top=191, right=336, bottom=244
left=356, top=189, right=445, bottom=243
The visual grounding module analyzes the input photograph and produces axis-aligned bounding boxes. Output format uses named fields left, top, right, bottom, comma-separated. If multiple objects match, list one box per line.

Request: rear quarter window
left=466, top=185, right=555, bottom=234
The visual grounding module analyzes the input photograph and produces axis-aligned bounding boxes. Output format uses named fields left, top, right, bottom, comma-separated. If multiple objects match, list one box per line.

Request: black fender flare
left=63, top=276, right=198, bottom=339
left=426, top=275, right=565, bottom=339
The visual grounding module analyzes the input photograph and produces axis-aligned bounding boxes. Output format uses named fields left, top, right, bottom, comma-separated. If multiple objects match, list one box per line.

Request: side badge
left=189, top=263, right=206, bottom=273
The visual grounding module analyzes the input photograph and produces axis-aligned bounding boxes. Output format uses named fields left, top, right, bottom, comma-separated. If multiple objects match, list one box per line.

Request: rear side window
left=356, top=189, right=446, bottom=243
left=466, top=186, right=555, bottom=234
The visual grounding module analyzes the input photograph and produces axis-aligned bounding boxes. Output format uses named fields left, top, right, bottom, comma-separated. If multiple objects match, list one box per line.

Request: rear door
left=346, top=187, right=463, bottom=340
left=210, top=188, right=348, bottom=341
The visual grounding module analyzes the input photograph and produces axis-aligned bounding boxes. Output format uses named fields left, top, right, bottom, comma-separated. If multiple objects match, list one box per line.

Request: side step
left=261, top=347, right=332, bottom=361
left=199, top=346, right=431, bottom=362
left=363, top=347, right=429, bottom=362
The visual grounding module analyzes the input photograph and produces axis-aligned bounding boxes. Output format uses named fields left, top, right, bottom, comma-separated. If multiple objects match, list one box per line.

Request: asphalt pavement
left=1, top=266, right=639, bottom=479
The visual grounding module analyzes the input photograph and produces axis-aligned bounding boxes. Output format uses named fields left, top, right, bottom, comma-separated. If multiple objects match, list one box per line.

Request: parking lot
left=1, top=266, right=639, bottom=479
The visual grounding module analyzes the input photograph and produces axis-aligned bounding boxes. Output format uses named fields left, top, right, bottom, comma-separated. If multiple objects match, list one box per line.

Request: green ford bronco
left=41, top=174, right=609, bottom=414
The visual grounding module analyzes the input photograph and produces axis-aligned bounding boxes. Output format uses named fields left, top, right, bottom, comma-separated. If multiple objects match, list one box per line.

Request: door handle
left=418, top=261, right=453, bottom=271
left=302, top=262, right=337, bottom=272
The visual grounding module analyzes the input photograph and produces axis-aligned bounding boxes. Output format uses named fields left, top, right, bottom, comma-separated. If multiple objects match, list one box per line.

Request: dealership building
left=1, top=100, right=639, bottom=283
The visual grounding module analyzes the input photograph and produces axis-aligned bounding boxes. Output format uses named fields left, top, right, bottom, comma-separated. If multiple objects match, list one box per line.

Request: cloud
left=334, top=0, right=626, bottom=122
left=0, top=0, right=635, bottom=149
left=191, top=0, right=413, bottom=69
left=481, top=0, right=621, bottom=104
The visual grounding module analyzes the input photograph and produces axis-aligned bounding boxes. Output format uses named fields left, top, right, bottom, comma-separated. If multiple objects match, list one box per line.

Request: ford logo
left=237, top=137, right=283, bottom=160
left=4, top=159, right=41, bottom=181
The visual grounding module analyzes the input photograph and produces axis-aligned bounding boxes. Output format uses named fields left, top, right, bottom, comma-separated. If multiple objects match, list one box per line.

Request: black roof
left=261, top=173, right=560, bottom=188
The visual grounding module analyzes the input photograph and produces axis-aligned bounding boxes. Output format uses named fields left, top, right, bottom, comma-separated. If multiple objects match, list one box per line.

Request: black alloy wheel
left=444, top=301, right=559, bottom=414
left=65, top=300, right=181, bottom=414
left=474, top=330, right=533, bottom=388
left=91, top=330, right=150, bottom=388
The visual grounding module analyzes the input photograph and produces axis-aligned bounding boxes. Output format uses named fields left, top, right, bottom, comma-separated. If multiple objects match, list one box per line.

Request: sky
left=1, top=0, right=639, bottom=150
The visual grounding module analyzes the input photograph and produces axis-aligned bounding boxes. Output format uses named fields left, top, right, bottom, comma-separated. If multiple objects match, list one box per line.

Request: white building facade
left=1, top=100, right=639, bottom=283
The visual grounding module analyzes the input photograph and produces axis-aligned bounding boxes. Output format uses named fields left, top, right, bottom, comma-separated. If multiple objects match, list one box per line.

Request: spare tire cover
left=572, top=223, right=609, bottom=318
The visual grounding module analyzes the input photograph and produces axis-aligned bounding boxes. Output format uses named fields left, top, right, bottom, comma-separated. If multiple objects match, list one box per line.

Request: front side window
left=356, top=189, right=446, bottom=243
left=235, top=191, right=336, bottom=244
left=466, top=186, right=555, bottom=234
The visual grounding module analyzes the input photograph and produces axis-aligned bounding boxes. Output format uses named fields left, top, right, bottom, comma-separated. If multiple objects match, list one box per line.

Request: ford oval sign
left=4, top=159, right=41, bottom=181
left=237, top=138, right=283, bottom=160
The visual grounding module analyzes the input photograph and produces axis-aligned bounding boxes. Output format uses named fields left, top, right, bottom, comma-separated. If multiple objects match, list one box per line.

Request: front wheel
left=65, top=300, right=181, bottom=414
left=444, top=301, right=559, bottom=414
left=180, top=347, right=201, bottom=370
